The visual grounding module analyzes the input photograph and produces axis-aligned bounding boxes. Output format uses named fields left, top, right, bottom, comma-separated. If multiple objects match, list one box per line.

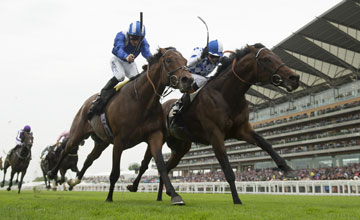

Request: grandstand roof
left=248, top=0, right=360, bottom=110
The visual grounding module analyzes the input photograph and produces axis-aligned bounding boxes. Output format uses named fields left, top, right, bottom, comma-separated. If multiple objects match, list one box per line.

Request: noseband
left=230, top=47, right=286, bottom=86
left=146, top=49, right=189, bottom=97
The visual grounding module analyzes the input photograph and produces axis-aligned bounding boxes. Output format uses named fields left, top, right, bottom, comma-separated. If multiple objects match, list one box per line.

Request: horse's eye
left=166, top=58, right=172, bottom=63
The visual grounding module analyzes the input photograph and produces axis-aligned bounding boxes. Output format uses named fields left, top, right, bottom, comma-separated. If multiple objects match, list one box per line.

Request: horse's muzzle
left=283, top=74, right=300, bottom=92
left=180, top=76, right=194, bottom=93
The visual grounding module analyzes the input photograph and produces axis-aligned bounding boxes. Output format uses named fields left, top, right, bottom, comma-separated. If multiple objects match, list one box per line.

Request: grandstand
left=162, top=0, right=360, bottom=178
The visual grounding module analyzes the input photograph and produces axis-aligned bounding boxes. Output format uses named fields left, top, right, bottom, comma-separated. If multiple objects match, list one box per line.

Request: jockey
left=8, top=125, right=32, bottom=157
left=87, top=21, right=152, bottom=120
left=170, top=40, right=223, bottom=117
left=56, top=130, right=70, bottom=147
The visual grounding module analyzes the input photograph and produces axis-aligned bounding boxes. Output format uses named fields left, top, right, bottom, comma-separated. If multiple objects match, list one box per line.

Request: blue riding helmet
left=128, top=21, right=146, bottom=37
left=208, top=40, right=223, bottom=57
left=23, top=125, right=31, bottom=132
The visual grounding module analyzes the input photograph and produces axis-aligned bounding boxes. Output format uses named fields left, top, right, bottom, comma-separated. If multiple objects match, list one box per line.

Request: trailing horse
left=1, top=132, right=34, bottom=193
left=48, top=47, right=194, bottom=205
left=41, top=139, right=81, bottom=190
left=127, top=44, right=300, bottom=204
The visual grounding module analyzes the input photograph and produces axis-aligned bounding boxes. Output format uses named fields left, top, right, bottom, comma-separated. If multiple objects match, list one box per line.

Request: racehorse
left=1, top=132, right=34, bottom=193
left=57, top=139, right=80, bottom=190
left=127, top=44, right=300, bottom=204
left=40, top=144, right=57, bottom=189
left=48, top=47, right=194, bottom=205
left=41, top=140, right=81, bottom=190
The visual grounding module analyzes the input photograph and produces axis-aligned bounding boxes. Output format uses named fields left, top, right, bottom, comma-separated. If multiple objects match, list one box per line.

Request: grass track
left=0, top=190, right=359, bottom=220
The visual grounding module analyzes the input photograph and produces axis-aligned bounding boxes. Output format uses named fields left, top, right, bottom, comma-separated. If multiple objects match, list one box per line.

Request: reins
left=145, top=49, right=188, bottom=98
left=223, top=47, right=286, bottom=86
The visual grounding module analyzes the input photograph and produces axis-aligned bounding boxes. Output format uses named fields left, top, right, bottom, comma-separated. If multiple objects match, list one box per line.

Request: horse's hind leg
left=18, top=171, right=26, bottom=194
left=127, top=146, right=152, bottom=192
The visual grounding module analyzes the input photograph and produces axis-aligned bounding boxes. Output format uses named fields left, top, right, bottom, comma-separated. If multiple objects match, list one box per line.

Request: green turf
left=0, top=190, right=359, bottom=220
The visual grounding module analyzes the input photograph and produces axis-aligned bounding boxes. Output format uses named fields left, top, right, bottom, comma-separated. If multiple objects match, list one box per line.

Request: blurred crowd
left=81, top=163, right=360, bottom=184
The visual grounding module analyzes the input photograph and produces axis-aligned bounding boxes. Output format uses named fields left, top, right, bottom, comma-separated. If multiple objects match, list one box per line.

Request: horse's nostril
left=290, top=75, right=299, bottom=82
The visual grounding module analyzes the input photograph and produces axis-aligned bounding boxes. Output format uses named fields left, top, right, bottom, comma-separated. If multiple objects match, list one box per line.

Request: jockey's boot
left=87, top=77, right=119, bottom=120
left=169, top=93, right=191, bottom=128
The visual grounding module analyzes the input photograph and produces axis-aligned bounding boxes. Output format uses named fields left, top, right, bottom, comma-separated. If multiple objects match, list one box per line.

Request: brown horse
left=127, top=44, right=300, bottom=204
left=48, top=47, right=193, bottom=205
left=1, top=132, right=34, bottom=193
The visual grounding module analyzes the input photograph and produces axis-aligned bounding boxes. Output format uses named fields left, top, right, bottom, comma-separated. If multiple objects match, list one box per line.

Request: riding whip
left=197, top=16, right=209, bottom=48
left=134, top=12, right=143, bottom=54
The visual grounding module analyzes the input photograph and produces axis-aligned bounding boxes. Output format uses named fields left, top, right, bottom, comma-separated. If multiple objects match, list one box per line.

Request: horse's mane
left=129, top=47, right=176, bottom=81
left=212, top=43, right=265, bottom=78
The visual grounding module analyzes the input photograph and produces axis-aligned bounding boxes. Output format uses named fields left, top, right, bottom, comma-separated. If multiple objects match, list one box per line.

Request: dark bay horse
left=1, top=132, right=34, bottom=193
left=41, top=144, right=57, bottom=189
left=128, top=44, right=300, bottom=204
left=41, top=141, right=80, bottom=190
left=48, top=47, right=193, bottom=205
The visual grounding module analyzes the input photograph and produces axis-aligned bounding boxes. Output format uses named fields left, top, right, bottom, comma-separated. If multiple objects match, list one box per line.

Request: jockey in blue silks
left=170, top=40, right=223, bottom=118
left=88, top=21, right=152, bottom=119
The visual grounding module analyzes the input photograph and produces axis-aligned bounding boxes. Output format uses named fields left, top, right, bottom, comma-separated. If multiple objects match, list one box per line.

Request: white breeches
left=110, top=56, right=139, bottom=81
left=192, top=74, right=208, bottom=88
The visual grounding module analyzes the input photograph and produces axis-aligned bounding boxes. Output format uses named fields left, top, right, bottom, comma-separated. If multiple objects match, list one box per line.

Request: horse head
left=149, top=47, right=194, bottom=93
left=248, top=44, right=299, bottom=91
left=23, top=132, right=34, bottom=148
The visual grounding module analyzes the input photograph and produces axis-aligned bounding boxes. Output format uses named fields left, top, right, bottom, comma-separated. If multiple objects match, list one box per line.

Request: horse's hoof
left=7, top=187, right=11, bottom=191
left=126, top=185, right=137, bottom=192
left=67, top=178, right=80, bottom=187
left=69, top=186, right=73, bottom=191
left=105, top=198, right=113, bottom=203
left=171, top=195, right=185, bottom=205
left=234, top=199, right=242, bottom=205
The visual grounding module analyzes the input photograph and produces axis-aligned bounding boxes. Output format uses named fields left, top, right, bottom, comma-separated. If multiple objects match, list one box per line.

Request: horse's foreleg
left=157, top=141, right=191, bottom=201
left=75, top=142, right=108, bottom=183
left=105, top=141, right=123, bottom=202
left=18, top=171, right=26, bottom=194
left=15, top=173, right=19, bottom=184
left=149, top=131, right=184, bottom=205
left=211, top=130, right=242, bottom=205
left=7, top=170, right=15, bottom=191
left=1, top=160, right=10, bottom=187
left=127, top=146, right=152, bottom=193
left=59, top=169, right=66, bottom=185
left=251, top=132, right=295, bottom=177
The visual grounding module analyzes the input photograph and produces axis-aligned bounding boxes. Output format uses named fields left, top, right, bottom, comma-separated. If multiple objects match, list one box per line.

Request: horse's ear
left=247, top=44, right=256, bottom=53
left=159, top=48, right=167, bottom=55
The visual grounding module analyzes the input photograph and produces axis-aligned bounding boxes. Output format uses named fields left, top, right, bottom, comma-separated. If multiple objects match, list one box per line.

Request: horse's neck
left=19, top=146, right=29, bottom=157
left=135, top=66, right=166, bottom=108
left=210, top=67, right=252, bottom=109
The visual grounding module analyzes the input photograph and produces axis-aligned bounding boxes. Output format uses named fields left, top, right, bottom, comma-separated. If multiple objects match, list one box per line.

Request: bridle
left=229, top=47, right=286, bottom=86
left=146, top=49, right=189, bottom=97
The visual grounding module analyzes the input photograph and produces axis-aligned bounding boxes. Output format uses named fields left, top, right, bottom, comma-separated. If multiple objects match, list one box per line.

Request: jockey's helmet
left=208, top=40, right=223, bottom=57
left=127, top=21, right=146, bottom=37
left=24, top=125, right=31, bottom=132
